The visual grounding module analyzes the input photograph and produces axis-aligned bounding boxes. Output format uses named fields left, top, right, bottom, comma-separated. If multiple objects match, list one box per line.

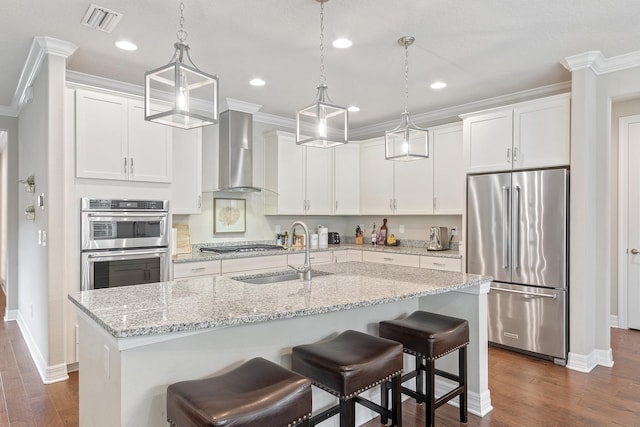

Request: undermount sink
left=232, top=269, right=333, bottom=284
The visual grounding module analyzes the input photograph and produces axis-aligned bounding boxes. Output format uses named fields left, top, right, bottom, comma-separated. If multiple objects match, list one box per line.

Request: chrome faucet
left=287, top=221, right=312, bottom=281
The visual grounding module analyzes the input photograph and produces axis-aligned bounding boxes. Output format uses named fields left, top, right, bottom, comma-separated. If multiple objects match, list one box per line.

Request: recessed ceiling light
left=332, top=38, right=352, bottom=49
left=430, top=81, right=447, bottom=89
left=249, top=78, right=266, bottom=87
left=348, top=105, right=360, bottom=112
left=115, top=40, right=137, bottom=51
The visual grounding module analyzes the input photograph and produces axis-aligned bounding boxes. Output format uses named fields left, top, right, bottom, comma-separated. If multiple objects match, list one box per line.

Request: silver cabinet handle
left=130, top=158, right=134, bottom=175
left=490, top=286, right=557, bottom=299
left=432, top=262, right=446, bottom=266
left=507, top=148, right=511, bottom=162
left=124, top=157, right=128, bottom=174
left=383, top=257, right=394, bottom=262
left=198, top=195, right=202, bottom=208
left=513, top=147, right=519, bottom=162
left=631, top=248, right=640, bottom=255
left=390, top=199, right=393, bottom=210
left=191, top=267, right=206, bottom=272
left=335, top=200, right=338, bottom=211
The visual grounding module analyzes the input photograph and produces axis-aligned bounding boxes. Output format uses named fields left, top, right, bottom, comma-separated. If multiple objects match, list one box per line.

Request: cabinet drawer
left=362, top=251, right=420, bottom=267
left=332, top=250, right=348, bottom=263
left=347, top=250, right=363, bottom=262
left=221, top=255, right=288, bottom=274
left=173, top=260, right=221, bottom=279
left=419, top=256, right=462, bottom=272
left=289, top=251, right=332, bottom=266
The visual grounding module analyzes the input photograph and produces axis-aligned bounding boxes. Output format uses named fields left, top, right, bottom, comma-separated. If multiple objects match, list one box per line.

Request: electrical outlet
left=451, top=227, right=457, bottom=236
left=399, top=225, right=405, bottom=233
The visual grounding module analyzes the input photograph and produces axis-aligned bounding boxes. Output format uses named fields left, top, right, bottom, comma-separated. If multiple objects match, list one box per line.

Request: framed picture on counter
left=214, top=198, right=246, bottom=233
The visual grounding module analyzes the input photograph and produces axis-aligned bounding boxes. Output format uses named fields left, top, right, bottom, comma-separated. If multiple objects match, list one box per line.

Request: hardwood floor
left=1, top=286, right=639, bottom=426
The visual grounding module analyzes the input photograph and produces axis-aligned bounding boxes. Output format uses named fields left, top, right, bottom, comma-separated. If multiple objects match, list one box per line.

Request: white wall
left=0, top=131, right=7, bottom=293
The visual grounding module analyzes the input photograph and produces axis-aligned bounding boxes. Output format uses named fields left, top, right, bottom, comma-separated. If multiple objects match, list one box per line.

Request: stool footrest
left=309, top=405, right=341, bottom=426
left=434, top=385, right=465, bottom=410
left=352, top=396, right=393, bottom=419
left=434, top=368, right=460, bottom=383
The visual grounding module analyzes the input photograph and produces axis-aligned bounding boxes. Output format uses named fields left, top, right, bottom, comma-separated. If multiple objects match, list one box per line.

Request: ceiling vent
left=81, top=4, right=122, bottom=33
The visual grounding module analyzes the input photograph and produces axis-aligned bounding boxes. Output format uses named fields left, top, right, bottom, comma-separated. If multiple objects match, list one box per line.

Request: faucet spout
left=287, top=221, right=312, bottom=281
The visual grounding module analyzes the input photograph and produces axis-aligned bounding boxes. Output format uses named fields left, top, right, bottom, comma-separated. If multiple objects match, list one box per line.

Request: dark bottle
left=378, top=218, right=388, bottom=246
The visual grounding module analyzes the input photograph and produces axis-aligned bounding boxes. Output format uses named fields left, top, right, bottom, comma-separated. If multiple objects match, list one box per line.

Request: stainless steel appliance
left=427, top=226, right=449, bottom=251
left=81, top=198, right=170, bottom=291
left=466, top=168, right=569, bottom=364
left=328, top=232, right=340, bottom=244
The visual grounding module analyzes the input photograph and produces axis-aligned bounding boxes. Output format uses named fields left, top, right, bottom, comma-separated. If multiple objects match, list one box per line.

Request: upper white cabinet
left=461, top=93, right=570, bottom=173
left=334, top=144, right=360, bottom=215
left=264, top=131, right=333, bottom=215
left=171, top=128, right=202, bottom=214
left=432, top=123, right=464, bottom=214
left=75, top=89, right=172, bottom=183
left=359, top=137, right=434, bottom=215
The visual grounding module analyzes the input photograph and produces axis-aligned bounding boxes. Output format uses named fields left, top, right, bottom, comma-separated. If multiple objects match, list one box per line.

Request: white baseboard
left=16, top=311, right=69, bottom=384
left=566, top=347, right=614, bottom=372
left=4, top=308, right=18, bottom=321
left=610, top=315, right=619, bottom=328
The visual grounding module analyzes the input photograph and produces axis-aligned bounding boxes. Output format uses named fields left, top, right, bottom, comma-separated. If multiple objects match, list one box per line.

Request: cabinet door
left=359, top=138, right=394, bottom=214
left=513, top=94, right=570, bottom=169
left=463, top=109, right=513, bottom=173
left=128, top=102, right=172, bottom=183
left=75, top=89, right=128, bottom=180
left=264, top=132, right=305, bottom=214
left=433, top=123, right=464, bottom=214
left=394, top=138, right=434, bottom=214
left=334, top=144, right=360, bottom=214
left=305, top=146, right=333, bottom=215
left=171, top=128, right=202, bottom=214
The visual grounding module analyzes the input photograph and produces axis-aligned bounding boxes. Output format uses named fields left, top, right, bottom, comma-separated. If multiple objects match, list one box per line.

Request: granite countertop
left=173, top=243, right=461, bottom=263
left=68, top=262, right=489, bottom=339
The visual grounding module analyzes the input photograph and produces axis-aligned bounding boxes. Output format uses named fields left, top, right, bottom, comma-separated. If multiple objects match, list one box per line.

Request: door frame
left=617, top=114, right=640, bottom=329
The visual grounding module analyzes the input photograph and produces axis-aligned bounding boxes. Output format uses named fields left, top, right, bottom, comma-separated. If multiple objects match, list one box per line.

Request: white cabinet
left=419, top=256, right=462, bottom=272
left=221, top=255, right=288, bottom=274
left=334, top=144, right=360, bottom=214
left=264, top=131, right=333, bottom=215
left=171, top=128, right=202, bottom=214
left=289, top=251, right=333, bottom=266
left=462, top=93, right=570, bottom=173
left=359, top=137, right=433, bottom=214
left=432, top=123, right=464, bottom=214
left=362, top=251, right=420, bottom=267
left=75, top=89, right=172, bottom=183
left=173, top=260, right=221, bottom=279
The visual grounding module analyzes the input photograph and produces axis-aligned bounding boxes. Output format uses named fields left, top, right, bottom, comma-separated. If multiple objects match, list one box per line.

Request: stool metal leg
left=425, top=358, right=436, bottom=427
left=339, top=398, right=356, bottom=427
left=459, top=346, right=468, bottom=423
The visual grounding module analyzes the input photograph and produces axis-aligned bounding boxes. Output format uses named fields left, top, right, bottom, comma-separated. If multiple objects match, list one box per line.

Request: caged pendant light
left=385, top=36, right=429, bottom=161
left=145, top=0, right=219, bottom=129
left=296, top=0, right=348, bottom=148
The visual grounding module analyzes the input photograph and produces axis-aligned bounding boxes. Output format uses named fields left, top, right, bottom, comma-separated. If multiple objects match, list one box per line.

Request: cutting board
left=173, top=224, right=192, bottom=255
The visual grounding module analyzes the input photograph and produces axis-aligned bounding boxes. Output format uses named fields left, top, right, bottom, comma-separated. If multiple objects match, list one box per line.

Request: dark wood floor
left=2, top=288, right=639, bottom=426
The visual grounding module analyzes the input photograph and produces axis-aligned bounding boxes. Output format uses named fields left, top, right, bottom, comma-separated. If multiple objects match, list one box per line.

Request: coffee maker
left=427, top=226, right=449, bottom=251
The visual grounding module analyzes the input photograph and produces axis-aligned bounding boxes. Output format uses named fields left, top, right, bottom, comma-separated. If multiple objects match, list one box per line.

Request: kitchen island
left=68, top=261, right=492, bottom=427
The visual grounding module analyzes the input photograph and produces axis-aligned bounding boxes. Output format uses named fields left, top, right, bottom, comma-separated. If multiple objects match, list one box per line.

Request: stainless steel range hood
left=218, top=109, right=261, bottom=192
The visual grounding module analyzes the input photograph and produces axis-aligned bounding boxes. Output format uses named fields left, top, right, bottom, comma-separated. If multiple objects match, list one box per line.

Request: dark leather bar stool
left=166, top=357, right=312, bottom=427
left=291, top=330, right=403, bottom=426
left=379, top=311, right=469, bottom=427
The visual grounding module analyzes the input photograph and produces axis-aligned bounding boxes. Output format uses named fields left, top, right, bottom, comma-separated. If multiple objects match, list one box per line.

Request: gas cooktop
left=199, top=244, right=286, bottom=254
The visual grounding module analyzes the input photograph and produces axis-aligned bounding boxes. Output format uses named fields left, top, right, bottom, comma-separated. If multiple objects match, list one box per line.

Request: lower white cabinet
left=173, top=260, right=221, bottom=279
left=221, top=255, right=288, bottom=274
left=289, top=251, right=333, bottom=266
left=362, top=251, right=420, bottom=267
left=419, top=256, right=462, bottom=272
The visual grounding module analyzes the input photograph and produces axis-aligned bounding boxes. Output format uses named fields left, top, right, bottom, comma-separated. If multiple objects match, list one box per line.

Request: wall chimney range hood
left=218, top=109, right=261, bottom=192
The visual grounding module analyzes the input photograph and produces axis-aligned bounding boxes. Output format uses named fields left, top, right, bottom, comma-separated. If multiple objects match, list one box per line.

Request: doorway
left=619, top=115, right=640, bottom=330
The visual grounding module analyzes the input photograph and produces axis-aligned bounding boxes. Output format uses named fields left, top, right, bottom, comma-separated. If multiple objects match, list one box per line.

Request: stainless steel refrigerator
left=467, top=168, right=569, bottom=364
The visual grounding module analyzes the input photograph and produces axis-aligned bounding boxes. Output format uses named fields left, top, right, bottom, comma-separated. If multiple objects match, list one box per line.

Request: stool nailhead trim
left=403, top=341, right=469, bottom=360
left=310, top=369, right=403, bottom=401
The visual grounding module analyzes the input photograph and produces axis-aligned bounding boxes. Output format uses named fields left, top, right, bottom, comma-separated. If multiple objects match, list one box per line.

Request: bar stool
left=291, top=330, right=403, bottom=426
left=166, top=357, right=312, bottom=427
left=379, top=311, right=469, bottom=427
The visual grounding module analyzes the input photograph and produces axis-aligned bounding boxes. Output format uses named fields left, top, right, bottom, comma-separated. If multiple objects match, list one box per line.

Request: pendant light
left=385, top=36, right=429, bottom=160
left=145, top=0, right=218, bottom=129
left=296, top=0, right=348, bottom=148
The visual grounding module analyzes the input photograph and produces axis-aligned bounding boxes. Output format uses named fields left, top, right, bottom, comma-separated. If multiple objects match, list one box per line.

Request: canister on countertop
left=318, top=226, right=328, bottom=249
left=311, top=233, right=319, bottom=249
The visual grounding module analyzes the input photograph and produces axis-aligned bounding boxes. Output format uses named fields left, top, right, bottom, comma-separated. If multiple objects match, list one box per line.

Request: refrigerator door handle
left=513, top=185, right=521, bottom=269
left=502, top=186, right=510, bottom=269
left=490, top=286, right=558, bottom=299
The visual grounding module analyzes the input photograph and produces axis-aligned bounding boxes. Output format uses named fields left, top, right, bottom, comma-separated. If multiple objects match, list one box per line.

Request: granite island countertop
left=68, top=261, right=489, bottom=339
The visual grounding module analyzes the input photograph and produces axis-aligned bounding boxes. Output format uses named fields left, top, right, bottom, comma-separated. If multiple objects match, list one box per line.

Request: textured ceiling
left=1, top=0, right=640, bottom=131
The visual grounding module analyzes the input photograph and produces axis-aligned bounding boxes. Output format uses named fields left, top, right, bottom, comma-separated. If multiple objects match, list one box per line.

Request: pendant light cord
left=177, top=1, right=187, bottom=44
left=319, top=0, right=326, bottom=86
left=404, top=41, right=410, bottom=115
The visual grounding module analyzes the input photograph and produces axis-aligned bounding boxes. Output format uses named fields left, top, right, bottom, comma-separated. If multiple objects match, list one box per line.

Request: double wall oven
left=81, top=198, right=170, bottom=291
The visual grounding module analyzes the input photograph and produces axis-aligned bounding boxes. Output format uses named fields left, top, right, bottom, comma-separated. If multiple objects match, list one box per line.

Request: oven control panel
left=83, top=198, right=168, bottom=211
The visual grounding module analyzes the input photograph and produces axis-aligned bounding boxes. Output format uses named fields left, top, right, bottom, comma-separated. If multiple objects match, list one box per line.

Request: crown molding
left=4, top=36, right=77, bottom=117
left=562, top=50, right=640, bottom=75
left=66, top=70, right=144, bottom=97
left=222, top=98, right=262, bottom=114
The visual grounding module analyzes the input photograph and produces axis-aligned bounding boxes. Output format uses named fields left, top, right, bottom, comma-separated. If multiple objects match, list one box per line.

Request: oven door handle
left=86, top=213, right=167, bottom=220
left=86, top=249, right=168, bottom=261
